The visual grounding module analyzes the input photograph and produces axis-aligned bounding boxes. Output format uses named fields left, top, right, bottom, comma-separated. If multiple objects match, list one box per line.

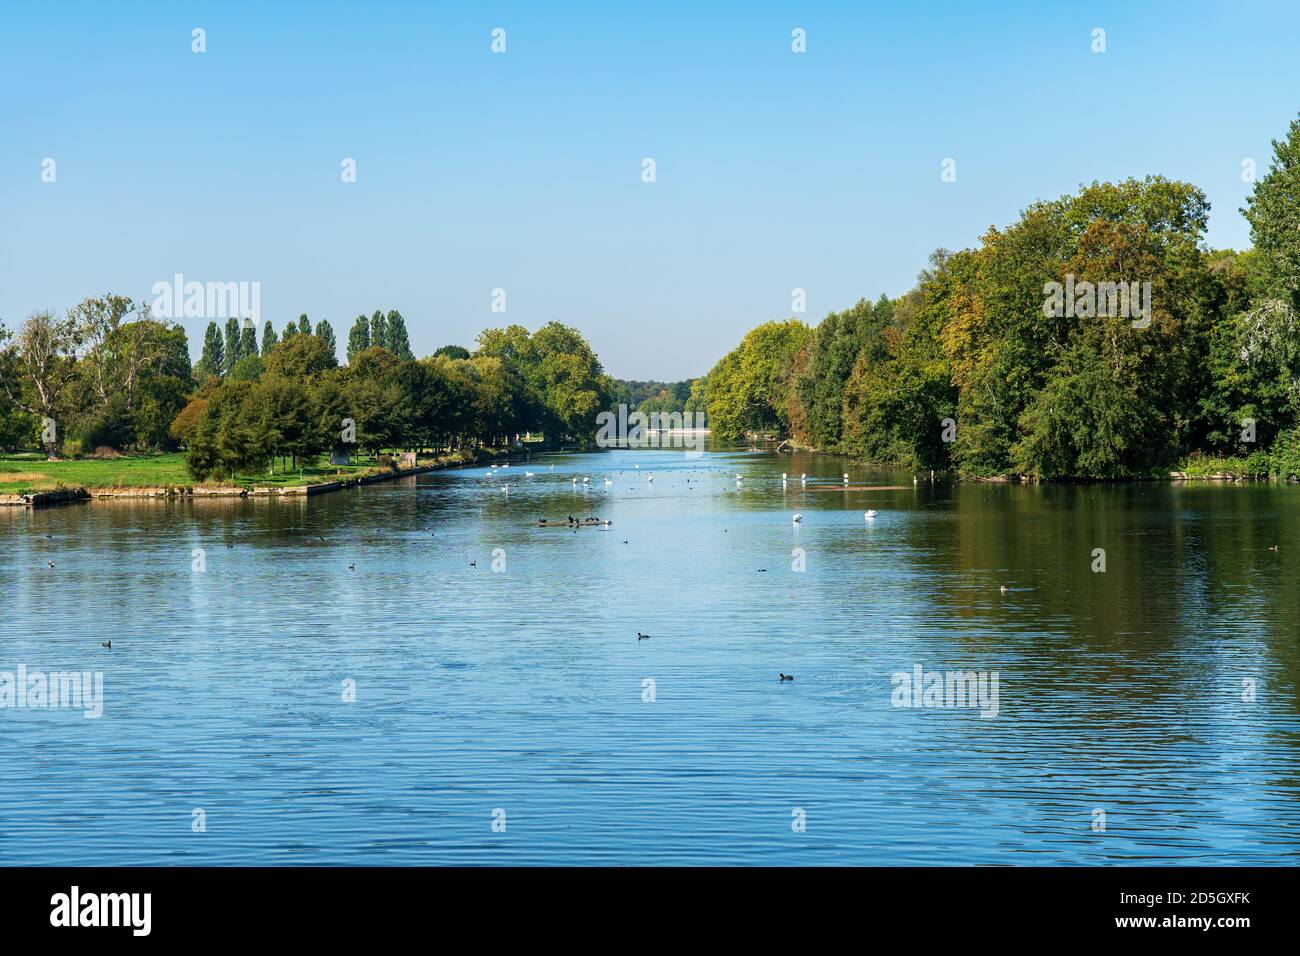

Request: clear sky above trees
left=3, top=1, right=1298, bottom=379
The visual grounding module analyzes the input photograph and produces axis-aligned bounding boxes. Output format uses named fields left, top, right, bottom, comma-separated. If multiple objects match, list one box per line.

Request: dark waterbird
left=779, top=673, right=794, bottom=681
left=101, top=642, right=111, bottom=650
left=637, top=632, right=650, bottom=640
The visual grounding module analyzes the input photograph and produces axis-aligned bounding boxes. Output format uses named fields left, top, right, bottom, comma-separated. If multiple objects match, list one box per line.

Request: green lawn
left=0, top=452, right=377, bottom=494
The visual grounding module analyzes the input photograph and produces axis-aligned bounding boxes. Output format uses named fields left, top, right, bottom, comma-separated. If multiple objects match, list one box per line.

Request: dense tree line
left=704, top=115, right=1300, bottom=480
left=180, top=320, right=613, bottom=480
left=346, top=310, right=414, bottom=362
left=608, top=379, right=703, bottom=418
left=2, top=293, right=614, bottom=481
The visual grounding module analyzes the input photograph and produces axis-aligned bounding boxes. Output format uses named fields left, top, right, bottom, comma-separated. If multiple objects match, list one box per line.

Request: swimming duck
left=864, top=510, right=878, bottom=519
left=101, top=641, right=111, bottom=649
left=779, top=673, right=794, bottom=681
left=637, top=632, right=650, bottom=640
left=792, top=514, right=803, bottom=523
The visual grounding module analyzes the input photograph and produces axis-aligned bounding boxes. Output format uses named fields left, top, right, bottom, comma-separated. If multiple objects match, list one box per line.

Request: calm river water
left=1, top=447, right=1298, bottom=864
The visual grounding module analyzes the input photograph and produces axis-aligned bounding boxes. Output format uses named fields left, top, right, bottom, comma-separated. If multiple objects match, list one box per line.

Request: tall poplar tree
left=370, top=310, right=388, bottom=351
left=314, top=320, right=337, bottom=360
left=261, top=320, right=278, bottom=356
left=239, top=321, right=257, bottom=360
left=386, top=310, right=414, bottom=360
left=223, top=317, right=242, bottom=374
left=346, top=315, right=370, bottom=363
left=198, top=321, right=224, bottom=377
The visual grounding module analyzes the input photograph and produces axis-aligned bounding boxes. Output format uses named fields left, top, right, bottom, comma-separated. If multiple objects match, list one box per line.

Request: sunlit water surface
left=1, top=447, right=1298, bottom=865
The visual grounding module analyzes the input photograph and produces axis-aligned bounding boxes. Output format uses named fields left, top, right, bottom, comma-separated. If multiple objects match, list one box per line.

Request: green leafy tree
left=261, top=320, right=278, bottom=356
left=385, top=310, right=414, bottom=360
left=370, top=310, right=388, bottom=352
left=314, top=320, right=337, bottom=360
left=263, top=332, right=338, bottom=380
left=227, top=354, right=264, bottom=382
left=223, top=317, right=242, bottom=374
left=346, top=315, right=370, bottom=363
left=198, top=321, right=224, bottom=378
left=1243, top=114, right=1300, bottom=311
left=0, top=311, right=83, bottom=456
left=703, top=320, right=810, bottom=440
left=239, top=321, right=257, bottom=361
left=187, top=380, right=258, bottom=480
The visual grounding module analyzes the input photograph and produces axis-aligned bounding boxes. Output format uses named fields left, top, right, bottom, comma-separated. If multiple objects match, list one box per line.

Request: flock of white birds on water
left=484, top=462, right=892, bottom=525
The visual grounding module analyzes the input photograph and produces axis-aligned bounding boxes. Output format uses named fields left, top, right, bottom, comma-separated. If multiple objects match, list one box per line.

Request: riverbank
left=764, top=442, right=1299, bottom=484
left=0, top=448, right=511, bottom=507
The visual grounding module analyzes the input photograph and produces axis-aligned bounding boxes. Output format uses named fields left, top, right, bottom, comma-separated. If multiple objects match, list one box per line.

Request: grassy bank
left=0, top=447, right=508, bottom=495
left=2, top=452, right=377, bottom=494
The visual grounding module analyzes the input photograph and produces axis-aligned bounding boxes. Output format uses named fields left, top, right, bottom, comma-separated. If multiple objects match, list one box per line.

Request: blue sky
left=2, top=1, right=1297, bottom=380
